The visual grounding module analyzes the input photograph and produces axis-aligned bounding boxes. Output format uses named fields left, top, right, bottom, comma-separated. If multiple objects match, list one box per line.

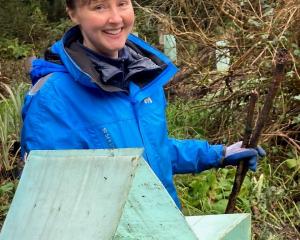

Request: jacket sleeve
left=168, top=138, right=225, bottom=174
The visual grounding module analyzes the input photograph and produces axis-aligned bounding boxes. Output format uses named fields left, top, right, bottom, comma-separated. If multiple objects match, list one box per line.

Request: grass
left=0, top=82, right=28, bottom=172
left=0, top=82, right=27, bottom=231
left=0, top=180, right=17, bottom=230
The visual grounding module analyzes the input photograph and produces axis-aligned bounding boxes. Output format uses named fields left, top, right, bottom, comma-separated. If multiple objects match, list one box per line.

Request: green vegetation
left=0, top=0, right=299, bottom=239
left=0, top=180, right=17, bottom=230
left=0, top=83, right=28, bottom=171
left=167, top=100, right=300, bottom=239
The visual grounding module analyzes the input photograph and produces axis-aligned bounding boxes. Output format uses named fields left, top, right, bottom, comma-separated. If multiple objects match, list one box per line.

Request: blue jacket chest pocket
left=139, top=90, right=168, bottom=119
left=136, top=90, right=169, bottom=148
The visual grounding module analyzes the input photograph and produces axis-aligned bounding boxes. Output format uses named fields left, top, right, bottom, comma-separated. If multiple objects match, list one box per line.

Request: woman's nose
left=108, top=8, right=123, bottom=24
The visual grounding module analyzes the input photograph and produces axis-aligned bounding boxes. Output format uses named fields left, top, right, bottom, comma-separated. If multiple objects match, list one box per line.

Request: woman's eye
left=119, top=1, right=129, bottom=7
left=94, top=4, right=105, bottom=10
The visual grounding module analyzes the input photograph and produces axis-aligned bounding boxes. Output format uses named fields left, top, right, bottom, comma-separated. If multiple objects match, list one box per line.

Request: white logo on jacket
left=143, top=97, right=153, bottom=104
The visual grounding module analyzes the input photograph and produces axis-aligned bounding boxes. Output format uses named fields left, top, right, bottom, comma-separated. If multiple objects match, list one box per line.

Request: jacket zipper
left=131, top=100, right=150, bottom=163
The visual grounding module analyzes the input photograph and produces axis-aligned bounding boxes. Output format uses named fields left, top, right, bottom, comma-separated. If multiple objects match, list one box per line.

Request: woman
left=21, top=0, right=265, bottom=208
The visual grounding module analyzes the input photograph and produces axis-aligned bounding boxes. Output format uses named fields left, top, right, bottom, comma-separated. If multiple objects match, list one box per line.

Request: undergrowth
left=0, top=83, right=27, bottom=231
left=167, top=99, right=300, bottom=239
left=0, top=180, right=17, bottom=230
left=0, top=83, right=28, bottom=172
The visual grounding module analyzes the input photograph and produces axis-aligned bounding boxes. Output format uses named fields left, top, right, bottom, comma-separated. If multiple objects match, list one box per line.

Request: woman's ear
left=66, top=8, right=79, bottom=24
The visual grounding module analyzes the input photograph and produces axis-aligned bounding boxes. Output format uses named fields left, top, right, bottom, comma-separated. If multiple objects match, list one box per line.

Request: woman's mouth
left=103, top=29, right=122, bottom=35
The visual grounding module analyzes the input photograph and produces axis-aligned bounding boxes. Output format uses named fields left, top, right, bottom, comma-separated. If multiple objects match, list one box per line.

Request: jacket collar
left=50, top=26, right=179, bottom=97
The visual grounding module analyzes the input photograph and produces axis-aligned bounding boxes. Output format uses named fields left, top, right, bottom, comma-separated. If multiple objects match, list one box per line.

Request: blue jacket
left=21, top=26, right=224, bottom=208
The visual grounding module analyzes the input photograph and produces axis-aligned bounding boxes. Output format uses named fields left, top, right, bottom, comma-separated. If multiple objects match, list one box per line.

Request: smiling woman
left=66, top=0, right=135, bottom=58
left=20, top=0, right=265, bottom=210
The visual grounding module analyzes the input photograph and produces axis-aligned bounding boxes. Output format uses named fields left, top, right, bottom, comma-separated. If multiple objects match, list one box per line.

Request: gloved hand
left=222, top=141, right=266, bottom=171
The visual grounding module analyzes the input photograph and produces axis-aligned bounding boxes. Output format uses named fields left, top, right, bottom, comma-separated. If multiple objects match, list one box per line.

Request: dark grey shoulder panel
left=28, top=74, right=53, bottom=95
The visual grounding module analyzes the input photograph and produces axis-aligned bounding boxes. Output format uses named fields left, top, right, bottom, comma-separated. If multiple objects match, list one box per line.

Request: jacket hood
left=28, top=57, right=67, bottom=86
left=29, top=26, right=178, bottom=98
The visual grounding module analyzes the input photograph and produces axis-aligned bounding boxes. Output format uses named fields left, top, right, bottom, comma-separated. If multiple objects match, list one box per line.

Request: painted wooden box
left=0, top=149, right=250, bottom=239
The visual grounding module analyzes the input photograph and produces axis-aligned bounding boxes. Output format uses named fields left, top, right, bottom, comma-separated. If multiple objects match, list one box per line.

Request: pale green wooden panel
left=114, top=159, right=198, bottom=240
left=0, top=149, right=142, bottom=240
left=1, top=149, right=251, bottom=240
left=185, top=213, right=251, bottom=240
left=164, top=34, right=177, bottom=62
left=216, top=40, right=230, bottom=72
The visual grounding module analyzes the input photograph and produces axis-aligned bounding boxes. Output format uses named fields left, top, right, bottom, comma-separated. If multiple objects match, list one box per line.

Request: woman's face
left=68, top=0, right=135, bottom=58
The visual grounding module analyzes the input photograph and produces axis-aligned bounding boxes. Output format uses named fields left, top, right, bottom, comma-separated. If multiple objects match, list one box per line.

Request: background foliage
left=0, top=0, right=299, bottom=239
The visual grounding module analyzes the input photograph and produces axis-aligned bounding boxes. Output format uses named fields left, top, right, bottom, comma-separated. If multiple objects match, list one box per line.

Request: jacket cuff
left=198, top=144, right=226, bottom=171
